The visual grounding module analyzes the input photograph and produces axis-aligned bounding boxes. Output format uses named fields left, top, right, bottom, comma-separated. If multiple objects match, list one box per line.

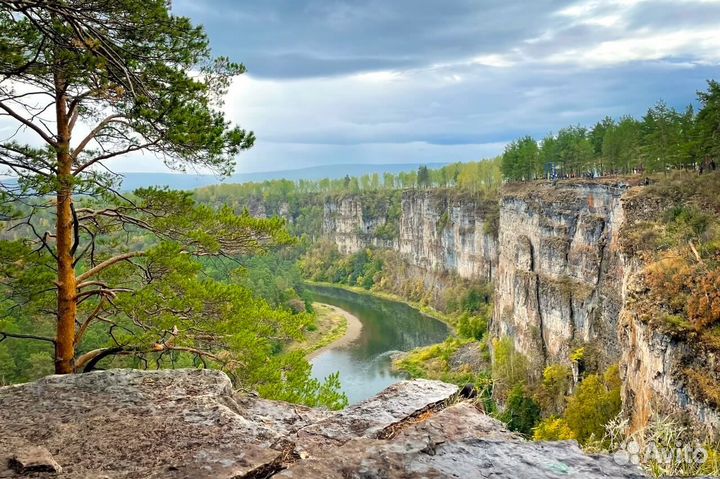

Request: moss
left=657, top=314, right=694, bottom=336
left=684, top=368, right=720, bottom=410
left=436, top=211, right=450, bottom=231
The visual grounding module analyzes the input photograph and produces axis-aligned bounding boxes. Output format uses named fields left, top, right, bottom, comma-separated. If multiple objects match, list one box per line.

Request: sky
left=3, top=0, right=720, bottom=174
left=167, top=0, right=720, bottom=174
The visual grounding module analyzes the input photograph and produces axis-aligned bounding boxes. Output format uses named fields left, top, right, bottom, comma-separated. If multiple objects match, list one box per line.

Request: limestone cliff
left=322, top=190, right=498, bottom=282
left=492, top=181, right=628, bottom=373
left=319, top=178, right=720, bottom=439
left=0, top=369, right=647, bottom=478
left=322, top=194, right=396, bottom=253
left=617, top=186, right=720, bottom=436
left=492, top=179, right=720, bottom=436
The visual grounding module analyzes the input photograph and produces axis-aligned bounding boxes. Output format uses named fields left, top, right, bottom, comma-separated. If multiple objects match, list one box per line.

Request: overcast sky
left=172, top=0, right=720, bottom=174
left=5, top=1, right=719, bottom=174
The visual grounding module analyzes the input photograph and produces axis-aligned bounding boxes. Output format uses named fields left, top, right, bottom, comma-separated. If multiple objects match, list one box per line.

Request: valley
left=195, top=168, right=720, bottom=459
left=0, top=3, right=718, bottom=475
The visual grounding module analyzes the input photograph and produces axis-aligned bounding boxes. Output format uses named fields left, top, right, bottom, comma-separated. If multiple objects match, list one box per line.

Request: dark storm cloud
left=173, top=0, right=569, bottom=78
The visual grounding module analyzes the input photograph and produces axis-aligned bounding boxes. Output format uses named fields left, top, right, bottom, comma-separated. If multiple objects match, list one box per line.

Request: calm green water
left=307, top=285, right=450, bottom=405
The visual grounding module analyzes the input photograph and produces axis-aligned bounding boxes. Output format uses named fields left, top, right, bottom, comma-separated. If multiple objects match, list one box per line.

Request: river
left=307, top=284, right=450, bottom=405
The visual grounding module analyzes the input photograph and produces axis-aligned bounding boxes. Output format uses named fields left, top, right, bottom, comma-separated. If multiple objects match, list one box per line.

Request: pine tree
left=0, top=1, right=296, bottom=379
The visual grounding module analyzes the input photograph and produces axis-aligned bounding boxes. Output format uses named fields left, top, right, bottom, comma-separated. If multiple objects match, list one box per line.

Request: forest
left=500, top=84, right=720, bottom=181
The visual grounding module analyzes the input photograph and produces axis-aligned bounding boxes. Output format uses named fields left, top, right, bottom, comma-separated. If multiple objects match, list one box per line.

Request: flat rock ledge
left=0, top=369, right=647, bottom=478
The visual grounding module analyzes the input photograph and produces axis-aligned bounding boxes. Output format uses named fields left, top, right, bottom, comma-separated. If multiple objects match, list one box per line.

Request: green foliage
left=491, top=337, right=529, bottom=402
left=533, top=417, right=576, bottom=441
left=664, top=206, right=710, bottom=243
left=417, top=165, right=431, bottom=188
left=563, top=365, right=622, bottom=445
left=252, top=355, right=348, bottom=410
left=570, top=347, right=585, bottom=363
left=0, top=223, right=347, bottom=408
left=498, top=384, right=542, bottom=437
left=393, top=337, right=493, bottom=409
left=224, top=249, right=311, bottom=312
left=436, top=211, right=450, bottom=231
left=696, top=80, right=720, bottom=164
left=534, top=364, right=573, bottom=417
left=457, top=313, right=488, bottom=341
left=501, top=136, right=540, bottom=181
left=501, top=80, right=720, bottom=181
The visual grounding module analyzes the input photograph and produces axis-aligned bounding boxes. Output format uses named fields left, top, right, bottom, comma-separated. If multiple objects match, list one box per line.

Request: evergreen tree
left=696, top=80, right=720, bottom=170
left=417, top=165, right=431, bottom=188
left=602, top=117, right=642, bottom=174
left=0, top=0, right=345, bottom=410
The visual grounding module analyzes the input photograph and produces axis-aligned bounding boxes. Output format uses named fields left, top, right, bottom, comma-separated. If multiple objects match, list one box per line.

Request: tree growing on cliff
left=697, top=80, right=720, bottom=169
left=417, top=165, right=431, bottom=188
left=0, top=0, right=340, bottom=406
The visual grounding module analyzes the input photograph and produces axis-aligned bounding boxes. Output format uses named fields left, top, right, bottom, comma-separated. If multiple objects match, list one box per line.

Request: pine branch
left=76, top=251, right=147, bottom=283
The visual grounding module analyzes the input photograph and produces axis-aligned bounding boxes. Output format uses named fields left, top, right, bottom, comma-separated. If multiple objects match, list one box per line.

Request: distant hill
left=117, top=163, right=449, bottom=191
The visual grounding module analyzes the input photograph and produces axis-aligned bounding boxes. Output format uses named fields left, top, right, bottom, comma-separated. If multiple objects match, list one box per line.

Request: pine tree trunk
left=54, top=71, right=76, bottom=374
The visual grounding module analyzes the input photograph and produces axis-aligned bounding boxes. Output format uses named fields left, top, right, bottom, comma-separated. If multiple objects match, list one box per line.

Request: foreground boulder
left=0, top=369, right=646, bottom=478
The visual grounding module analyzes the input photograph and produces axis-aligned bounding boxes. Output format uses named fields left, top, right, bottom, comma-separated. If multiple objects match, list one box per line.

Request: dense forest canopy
left=500, top=83, right=720, bottom=181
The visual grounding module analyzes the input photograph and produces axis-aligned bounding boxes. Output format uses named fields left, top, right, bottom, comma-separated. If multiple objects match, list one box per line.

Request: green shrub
left=533, top=417, right=576, bottom=441
left=492, top=337, right=529, bottom=401
left=534, top=364, right=573, bottom=417
left=457, top=313, right=488, bottom=340
left=498, top=384, right=541, bottom=437
left=564, top=365, right=621, bottom=445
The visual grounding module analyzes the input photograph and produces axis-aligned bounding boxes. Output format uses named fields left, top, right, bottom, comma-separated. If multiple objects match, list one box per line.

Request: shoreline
left=304, top=281, right=456, bottom=330
left=307, top=303, right=363, bottom=360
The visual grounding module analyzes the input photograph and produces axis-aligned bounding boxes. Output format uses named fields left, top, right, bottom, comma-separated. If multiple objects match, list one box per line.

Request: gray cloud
left=175, top=0, right=720, bottom=78
left=166, top=1, right=720, bottom=173
left=174, top=0, right=570, bottom=78
left=3, top=1, right=717, bottom=175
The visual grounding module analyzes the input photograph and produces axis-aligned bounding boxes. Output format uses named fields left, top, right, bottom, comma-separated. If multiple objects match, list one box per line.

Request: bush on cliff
left=491, top=337, right=529, bottom=402
left=498, top=384, right=542, bottom=437
left=533, top=417, right=576, bottom=441
left=563, top=365, right=622, bottom=445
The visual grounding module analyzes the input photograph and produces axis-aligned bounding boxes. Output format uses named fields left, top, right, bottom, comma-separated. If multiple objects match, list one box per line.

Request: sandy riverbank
left=307, top=303, right=363, bottom=360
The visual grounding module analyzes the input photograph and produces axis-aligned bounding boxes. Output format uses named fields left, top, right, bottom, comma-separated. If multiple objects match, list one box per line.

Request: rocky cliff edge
left=0, top=369, right=648, bottom=478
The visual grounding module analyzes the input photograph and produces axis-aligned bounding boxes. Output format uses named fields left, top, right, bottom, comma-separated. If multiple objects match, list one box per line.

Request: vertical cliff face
left=617, top=187, right=720, bottom=436
left=319, top=179, right=719, bottom=436
left=491, top=183, right=627, bottom=371
left=322, top=190, right=497, bottom=281
left=492, top=180, right=720, bottom=436
left=397, top=191, right=498, bottom=282
left=323, top=196, right=371, bottom=254
left=620, top=298, right=720, bottom=436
